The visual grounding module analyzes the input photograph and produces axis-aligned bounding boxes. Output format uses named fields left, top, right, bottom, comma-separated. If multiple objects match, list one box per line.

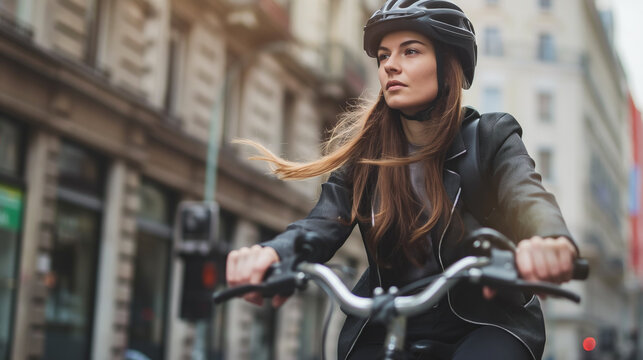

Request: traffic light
left=176, top=201, right=219, bottom=254
left=175, top=201, right=223, bottom=321
left=179, top=254, right=220, bottom=321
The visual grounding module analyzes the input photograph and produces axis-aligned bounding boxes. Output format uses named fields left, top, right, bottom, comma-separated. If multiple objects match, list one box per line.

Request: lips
left=386, top=80, right=407, bottom=90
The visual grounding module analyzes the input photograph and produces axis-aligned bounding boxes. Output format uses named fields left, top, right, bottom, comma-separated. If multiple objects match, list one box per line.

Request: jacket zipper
left=437, top=184, right=537, bottom=360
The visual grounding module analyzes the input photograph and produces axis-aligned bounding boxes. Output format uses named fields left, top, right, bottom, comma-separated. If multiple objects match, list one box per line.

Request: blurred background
left=0, top=0, right=641, bottom=359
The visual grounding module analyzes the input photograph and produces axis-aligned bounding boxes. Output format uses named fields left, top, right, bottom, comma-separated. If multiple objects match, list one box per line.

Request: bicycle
left=213, top=228, right=589, bottom=360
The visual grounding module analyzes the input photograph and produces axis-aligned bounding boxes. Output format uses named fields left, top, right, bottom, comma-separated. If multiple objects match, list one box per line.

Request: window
left=539, top=0, right=552, bottom=10
left=127, top=180, right=175, bottom=360
left=484, top=27, right=503, bottom=56
left=537, top=91, right=554, bottom=122
left=44, top=142, right=104, bottom=360
left=537, top=148, right=554, bottom=182
left=481, top=87, right=503, bottom=113
left=537, top=33, right=556, bottom=62
left=84, top=0, right=102, bottom=66
left=0, top=119, right=21, bottom=176
left=164, top=20, right=188, bottom=120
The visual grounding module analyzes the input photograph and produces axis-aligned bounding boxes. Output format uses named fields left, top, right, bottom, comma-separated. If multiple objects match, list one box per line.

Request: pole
left=203, top=41, right=294, bottom=202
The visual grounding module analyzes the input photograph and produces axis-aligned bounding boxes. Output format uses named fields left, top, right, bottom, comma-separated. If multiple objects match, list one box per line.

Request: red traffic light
left=583, top=337, right=596, bottom=351
left=202, top=261, right=218, bottom=288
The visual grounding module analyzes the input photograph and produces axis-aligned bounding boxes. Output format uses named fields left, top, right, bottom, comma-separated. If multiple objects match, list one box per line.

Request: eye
left=377, top=53, right=390, bottom=62
left=405, top=48, right=420, bottom=55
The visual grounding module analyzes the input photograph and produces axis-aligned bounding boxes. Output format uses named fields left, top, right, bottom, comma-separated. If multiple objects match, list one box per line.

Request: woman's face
left=377, top=31, right=438, bottom=116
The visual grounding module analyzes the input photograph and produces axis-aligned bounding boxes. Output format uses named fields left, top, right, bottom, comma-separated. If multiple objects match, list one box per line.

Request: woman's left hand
left=482, top=236, right=577, bottom=300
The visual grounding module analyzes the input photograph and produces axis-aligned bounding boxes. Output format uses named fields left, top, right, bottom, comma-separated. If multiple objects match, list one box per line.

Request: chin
left=384, top=98, right=409, bottom=111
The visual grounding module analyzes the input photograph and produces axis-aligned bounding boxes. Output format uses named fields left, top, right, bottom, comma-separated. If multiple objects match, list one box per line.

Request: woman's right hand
left=226, top=245, right=289, bottom=307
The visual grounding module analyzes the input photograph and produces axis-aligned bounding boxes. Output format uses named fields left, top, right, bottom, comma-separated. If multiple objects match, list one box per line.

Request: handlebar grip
left=572, top=258, right=589, bottom=280
left=213, top=284, right=261, bottom=304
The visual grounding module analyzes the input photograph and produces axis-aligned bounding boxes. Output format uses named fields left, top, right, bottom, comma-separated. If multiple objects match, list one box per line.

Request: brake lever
left=261, top=261, right=307, bottom=298
left=513, top=280, right=580, bottom=303
left=474, top=248, right=581, bottom=303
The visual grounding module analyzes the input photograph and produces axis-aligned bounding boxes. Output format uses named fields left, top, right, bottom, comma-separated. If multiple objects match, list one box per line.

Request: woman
left=226, top=1, right=578, bottom=359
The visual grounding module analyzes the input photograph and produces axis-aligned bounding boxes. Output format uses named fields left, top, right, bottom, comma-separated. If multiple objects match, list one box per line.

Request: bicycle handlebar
left=213, top=228, right=589, bottom=318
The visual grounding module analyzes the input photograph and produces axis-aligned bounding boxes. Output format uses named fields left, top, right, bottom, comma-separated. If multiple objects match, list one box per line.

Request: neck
left=400, top=113, right=431, bottom=146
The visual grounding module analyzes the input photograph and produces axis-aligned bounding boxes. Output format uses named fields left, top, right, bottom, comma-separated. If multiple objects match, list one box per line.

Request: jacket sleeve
left=261, top=166, right=356, bottom=262
left=481, top=113, right=577, bottom=250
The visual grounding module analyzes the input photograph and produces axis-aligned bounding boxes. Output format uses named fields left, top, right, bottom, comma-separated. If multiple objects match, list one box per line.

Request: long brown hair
left=237, top=47, right=465, bottom=266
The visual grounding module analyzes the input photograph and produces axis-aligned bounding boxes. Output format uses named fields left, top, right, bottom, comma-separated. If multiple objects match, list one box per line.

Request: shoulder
left=463, top=107, right=527, bottom=163
left=463, top=106, right=522, bottom=143
left=474, top=110, right=523, bottom=138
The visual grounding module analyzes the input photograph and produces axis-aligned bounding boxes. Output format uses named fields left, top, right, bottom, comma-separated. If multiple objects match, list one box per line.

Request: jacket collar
left=445, top=106, right=480, bottom=162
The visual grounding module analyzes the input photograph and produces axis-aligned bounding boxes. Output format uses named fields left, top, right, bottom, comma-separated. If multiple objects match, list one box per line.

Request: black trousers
left=348, top=299, right=531, bottom=360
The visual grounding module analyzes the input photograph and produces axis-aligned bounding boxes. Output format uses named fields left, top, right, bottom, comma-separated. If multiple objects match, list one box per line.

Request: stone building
left=0, top=0, right=377, bottom=359
left=458, top=0, right=632, bottom=358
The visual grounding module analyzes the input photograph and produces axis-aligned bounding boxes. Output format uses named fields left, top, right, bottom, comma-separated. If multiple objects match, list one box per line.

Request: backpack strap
left=457, top=114, right=497, bottom=224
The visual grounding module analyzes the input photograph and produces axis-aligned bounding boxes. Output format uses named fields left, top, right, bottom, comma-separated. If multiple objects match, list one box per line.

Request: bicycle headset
left=363, top=0, right=478, bottom=120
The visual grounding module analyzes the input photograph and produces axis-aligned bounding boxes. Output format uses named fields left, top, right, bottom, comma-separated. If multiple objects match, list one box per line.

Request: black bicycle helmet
left=364, top=0, right=477, bottom=89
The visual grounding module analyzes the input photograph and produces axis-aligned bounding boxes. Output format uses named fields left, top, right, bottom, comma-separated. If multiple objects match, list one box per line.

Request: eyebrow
left=378, top=40, right=427, bottom=52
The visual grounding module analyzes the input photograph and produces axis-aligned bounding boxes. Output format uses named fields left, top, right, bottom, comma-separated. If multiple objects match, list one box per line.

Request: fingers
left=482, top=286, right=497, bottom=300
left=272, top=295, right=289, bottom=308
left=516, top=239, right=536, bottom=281
left=516, top=236, right=576, bottom=284
left=226, top=245, right=281, bottom=306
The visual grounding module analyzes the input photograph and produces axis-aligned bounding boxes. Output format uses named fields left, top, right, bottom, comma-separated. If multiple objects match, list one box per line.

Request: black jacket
left=263, top=107, right=574, bottom=360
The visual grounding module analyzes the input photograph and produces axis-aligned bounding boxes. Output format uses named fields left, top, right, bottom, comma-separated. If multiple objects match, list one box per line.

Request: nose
left=384, top=54, right=401, bottom=74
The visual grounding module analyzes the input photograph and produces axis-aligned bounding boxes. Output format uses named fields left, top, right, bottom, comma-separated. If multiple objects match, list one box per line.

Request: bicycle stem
left=384, top=315, right=407, bottom=360
left=394, top=256, right=490, bottom=316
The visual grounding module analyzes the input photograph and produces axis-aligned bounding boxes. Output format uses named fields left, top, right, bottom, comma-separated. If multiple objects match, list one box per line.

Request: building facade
left=0, top=0, right=378, bottom=359
left=458, top=0, right=632, bottom=358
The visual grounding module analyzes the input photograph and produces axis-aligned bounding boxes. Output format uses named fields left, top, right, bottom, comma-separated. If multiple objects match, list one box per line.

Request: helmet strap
left=399, top=42, right=445, bottom=122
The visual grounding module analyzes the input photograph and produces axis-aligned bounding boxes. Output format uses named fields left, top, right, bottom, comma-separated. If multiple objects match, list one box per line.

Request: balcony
left=224, top=0, right=291, bottom=46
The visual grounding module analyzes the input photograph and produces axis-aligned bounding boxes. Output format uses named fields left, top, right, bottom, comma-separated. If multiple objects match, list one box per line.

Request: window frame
left=538, top=0, right=552, bottom=11
left=483, top=27, right=503, bottom=57
left=537, top=90, right=555, bottom=123
left=537, top=33, right=556, bottom=62
left=163, top=18, right=189, bottom=122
